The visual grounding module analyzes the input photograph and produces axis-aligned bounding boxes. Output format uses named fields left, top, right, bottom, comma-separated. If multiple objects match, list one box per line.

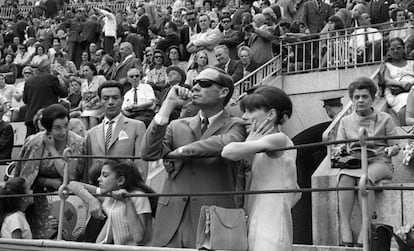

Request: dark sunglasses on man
left=193, top=79, right=221, bottom=88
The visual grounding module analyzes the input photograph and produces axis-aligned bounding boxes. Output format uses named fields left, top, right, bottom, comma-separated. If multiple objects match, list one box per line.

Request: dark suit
left=301, top=0, right=333, bottom=33
left=141, top=110, right=246, bottom=247
left=180, top=24, right=201, bottom=60
left=156, top=33, right=180, bottom=53
left=220, top=29, right=243, bottom=59
left=0, top=121, right=13, bottom=161
left=137, top=14, right=150, bottom=34
left=368, top=0, right=394, bottom=24
left=79, top=20, right=101, bottom=51
left=215, top=59, right=244, bottom=83
left=110, top=55, right=142, bottom=82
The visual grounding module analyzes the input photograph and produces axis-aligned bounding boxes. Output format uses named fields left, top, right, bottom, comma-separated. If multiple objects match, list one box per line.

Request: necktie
left=105, top=120, right=114, bottom=151
left=201, top=118, right=209, bottom=134
left=364, top=28, right=369, bottom=44
left=133, top=87, right=138, bottom=104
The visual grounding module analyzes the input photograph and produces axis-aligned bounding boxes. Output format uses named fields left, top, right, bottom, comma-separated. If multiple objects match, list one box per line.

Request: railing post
left=57, top=147, right=72, bottom=241
left=358, top=128, right=369, bottom=251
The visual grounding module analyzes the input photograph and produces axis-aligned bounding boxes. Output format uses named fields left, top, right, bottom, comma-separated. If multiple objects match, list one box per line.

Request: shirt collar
left=104, top=112, right=122, bottom=125
left=199, top=110, right=224, bottom=126
left=122, top=54, right=133, bottom=64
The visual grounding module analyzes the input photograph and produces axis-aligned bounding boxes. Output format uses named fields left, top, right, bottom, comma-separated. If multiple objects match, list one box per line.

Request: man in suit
left=214, top=45, right=244, bottom=83
left=79, top=15, right=101, bottom=52
left=219, top=16, right=243, bottom=59
left=86, top=81, right=147, bottom=182
left=141, top=66, right=246, bottom=248
left=301, top=0, right=333, bottom=33
left=368, top=0, right=394, bottom=25
left=0, top=103, right=13, bottom=161
left=180, top=10, right=200, bottom=60
left=156, top=22, right=180, bottom=54
left=111, top=42, right=142, bottom=85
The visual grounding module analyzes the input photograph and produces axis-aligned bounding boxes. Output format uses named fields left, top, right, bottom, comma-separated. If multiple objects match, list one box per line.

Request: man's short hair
left=98, top=81, right=123, bottom=98
left=214, top=44, right=229, bottom=54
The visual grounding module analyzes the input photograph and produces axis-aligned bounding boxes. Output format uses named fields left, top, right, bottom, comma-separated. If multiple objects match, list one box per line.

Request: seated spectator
left=67, top=76, right=83, bottom=115
left=0, top=74, right=16, bottom=105
left=146, top=49, right=168, bottom=98
left=349, top=13, right=383, bottom=63
left=0, top=103, right=13, bottom=161
left=68, top=160, right=155, bottom=245
left=51, top=52, right=78, bottom=86
left=94, top=49, right=105, bottom=72
left=98, top=54, right=116, bottom=81
left=48, top=38, right=62, bottom=64
left=166, top=45, right=187, bottom=71
left=214, top=45, right=244, bottom=83
left=389, top=8, right=414, bottom=43
left=0, top=177, right=32, bottom=239
left=186, top=50, right=209, bottom=86
left=80, top=51, right=90, bottom=69
left=321, top=15, right=345, bottom=68
left=238, top=46, right=259, bottom=76
left=122, top=68, right=155, bottom=127
left=148, top=26, right=163, bottom=50
left=142, top=47, right=154, bottom=76
left=0, top=53, right=18, bottom=85
left=30, top=45, right=49, bottom=68
left=14, top=44, right=32, bottom=77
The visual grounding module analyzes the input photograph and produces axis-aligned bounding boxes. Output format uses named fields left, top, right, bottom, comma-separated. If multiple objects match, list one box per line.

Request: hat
left=321, top=95, right=343, bottom=107
left=166, top=66, right=186, bottom=84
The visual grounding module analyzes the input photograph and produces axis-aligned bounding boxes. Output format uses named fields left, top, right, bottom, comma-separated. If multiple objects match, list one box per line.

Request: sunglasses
left=154, top=55, right=163, bottom=59
left=187, top=18, right=195, bottom=21
left=23, top=72, right=33, bottom=74
left=222, top=20, right=231, bottom=23
left=193, top=79, right=220, bottom=88
left=128, top=74, right=141, bottom=78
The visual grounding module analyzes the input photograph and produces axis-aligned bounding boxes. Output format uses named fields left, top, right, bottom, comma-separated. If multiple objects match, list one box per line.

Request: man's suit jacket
left=141, top=110, right=246, bottom=247
left=301, top=1, right=333, bottom=33
left=220, top=29, right=243, bottom=59
left=215, top=59, right=244, bottom=83
left=86, top=114, right=147, bottom=180
left=111, top=55, right=142, bottom=82
left=368, top=0, right=394, bottom=24
left=0, top=121, right=13, bottom=160
left=80, top=20, right=101, bottom=43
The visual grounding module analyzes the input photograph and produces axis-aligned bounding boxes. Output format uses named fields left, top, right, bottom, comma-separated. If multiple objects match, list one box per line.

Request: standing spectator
left=62, top=11, right=83, bottom=68
left=86, top=81, right=148, bottom=180
left=232, top=0, right=253, bottom=30
left=214, top=45, right=244, bottom=83
left=79, top=15, right=101, bottom=53
left=0, top=103, right=13, bottom=161
left=137, top=5, right=151, bottom=34
left=42, top=19, right=54, bottom=51
left=301, top=0, right=333, bottom=33
left=156, top=22, right=180, bottom=53
left=111, top=42, right=142, bottom=85
left=368, top=0, right=394, bottom=26
left=141, top=66, right=246, bottom=248
left=219, top=16, right=243, bottom=60
left=51, top=52, right=77, bottom=86
left=248, top=14, right=274, bottom=65
left=23, top=62, right=68, bottom=136
left=180, top=10, right=200, bottom=61
left=97, top=8, right=117, bottom=56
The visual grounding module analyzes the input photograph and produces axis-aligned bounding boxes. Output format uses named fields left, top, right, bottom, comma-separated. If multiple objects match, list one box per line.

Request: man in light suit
left=214, top=45, right=244, bottom=83
left=111, top=42, right=142, bottom=85
left=86, top=81, right=147, bottom=183
left=141, top=66, right=246, bottom=248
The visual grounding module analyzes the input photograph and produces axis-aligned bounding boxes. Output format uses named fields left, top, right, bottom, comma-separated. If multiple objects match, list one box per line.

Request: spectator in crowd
left=180, top=10, right=200, bottom=60
left=166, top=45, right=187, bottom=71
left=301, top=0, right=334, bottom=33
left=68, top=159, right=155, bottom=245
left=16, top=104, right=85, bottom=239
left=14, top=44, right=32, bottom=77
left=67, top=76, right=82, bottom=115
left=383, top=37, right=413, bottom=126
left=351, top=3, right=368, bottom=27
left=30, top=45, right=49, bottom=68
left=61, top=10, right=82, bottom=68
left=389, top=7, right=414, bottom=42
left=349, top=13, right=383, bottom=63
left=99, top=54, right=116, bottom=81
left=137, top=5, right=151, bottom=34
left=12, top=66, right=34, bottom=121
left=51, top=51, right=77, bottom=86
left=79, top=15, right=101, bottom=53
left=125, top=29, right=146, bottom=62
left=122, top=68, right=155, bottom=127
left=96, top=8, right=117, bottom=56
left=219, top=16, right=243, bottom=60
left=247, top=14, right=273, bottom=65
left=111, top=42, right=142, bottom=85
left=141, top=66, right=246, bottom=248
left=214, top=45, right=244, bottom=83
left=0, top=103, right=13, bottom=161
left=23, top=61, right=68, bottom=136
left=368, top=0, right=394, bottom=26
left=148, top=26, right=163, bottom=50
left=232, top=0, right=252, bottom=30
left=79, top=62, right=106, bottom=129
left=185, top=50, right=209, bottom=86
left=146, top=49, right=168, bottom=97
left=187, top=13, right=222, bottom=67
left=0, top=74, right=16, bottom=107
left=0, top=53, right=17, bottom=85
left=48, top=38, right=62, bottom=64
left=238, top=46, right=259, bottom=76
left=86, top=81, right=148, bottom=181
left=156, top=21, right=180, bottom=53
left=0, top=177, right=32, bottom=239
left=335, top=77, right=400, bottom=247
left=142, top=47, right=154, bottom=76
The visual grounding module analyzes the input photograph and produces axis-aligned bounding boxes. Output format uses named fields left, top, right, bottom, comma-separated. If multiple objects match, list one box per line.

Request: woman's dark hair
left=167, top=45, right=181, bottom=60
left=97, top=80, right=123, bottom=98
left=290, top=20, right=305, bottom=33
left=240, top=85, right=293, bottom=124
left=152, top=49, right=165, bottom=64
left=81, top=61, right=98, bottom=75
left=348, top=77, right=377, bottom=99
left=40, top=104, right=69, bottom=132
left=391, top=7, right=407, bottom=21
left=55, top=51, right=65, bottom=59
left=81, top=51, right=91, bottom=61
left=148, top=25, right=159, bottom=35
left=328, top=15, right=344, bottom=31
left=5, top=52, right=14, bottom=62
left=203, top=0, right=212, bottom=6
left=103, top=159, right=158, bottom=216
left=4, top=177, right=26, bottom=214
left=35, top=45, right=45, bottom=54
left=387, top=37, right=406, bottom=61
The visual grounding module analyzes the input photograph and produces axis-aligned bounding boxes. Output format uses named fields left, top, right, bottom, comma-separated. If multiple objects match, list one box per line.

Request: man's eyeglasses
left=128, top=75, right=140, bottom=78
left=193, top=79, right=220, bottom=88
left=187, top=18, right=195, bottom=21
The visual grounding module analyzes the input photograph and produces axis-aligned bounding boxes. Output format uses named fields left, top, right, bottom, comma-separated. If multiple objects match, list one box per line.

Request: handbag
left=332, top=155, right=361, bottom=169
left=196, top=206, right=248, bottom=251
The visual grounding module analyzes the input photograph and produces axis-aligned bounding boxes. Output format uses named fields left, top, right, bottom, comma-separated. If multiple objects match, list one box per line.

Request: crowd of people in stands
left=0, top=0, right=411, bottom=249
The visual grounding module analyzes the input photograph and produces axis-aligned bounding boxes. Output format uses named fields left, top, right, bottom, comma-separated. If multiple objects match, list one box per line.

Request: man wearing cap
left=322, top=95, right=343, bottom=120
left=141, top=66, right=246, bottom=248
left=214, top=45, right=244, bottom=83
left=122, top=68, right=155, bottom=127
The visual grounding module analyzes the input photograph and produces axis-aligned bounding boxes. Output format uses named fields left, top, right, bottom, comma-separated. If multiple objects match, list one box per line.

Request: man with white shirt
left=86, top=81, right=148, bottom=182
left=122, top=68, right=155, bottom=127
left=96, top=7, right=117, bottom=55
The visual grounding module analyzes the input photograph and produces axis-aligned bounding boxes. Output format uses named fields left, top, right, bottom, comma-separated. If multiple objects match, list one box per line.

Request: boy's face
left=71, top=82, right=81, bottom=93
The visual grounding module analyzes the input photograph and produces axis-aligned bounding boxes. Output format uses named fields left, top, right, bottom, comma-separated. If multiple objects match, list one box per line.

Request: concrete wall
left=268, top=65, right=379, bottom=138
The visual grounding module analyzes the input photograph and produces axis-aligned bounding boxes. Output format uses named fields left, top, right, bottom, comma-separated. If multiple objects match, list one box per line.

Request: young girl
left=68, top=160, right=156, bottom=246
left=222, top=86, right=301, bottom=251
left=0, top=177, right=33, bottom=239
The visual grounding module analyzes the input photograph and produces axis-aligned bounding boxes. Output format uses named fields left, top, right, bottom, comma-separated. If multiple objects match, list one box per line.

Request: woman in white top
left=30, top=45, right=49, bottom=68
left=68, top=160, right=155, bottom=245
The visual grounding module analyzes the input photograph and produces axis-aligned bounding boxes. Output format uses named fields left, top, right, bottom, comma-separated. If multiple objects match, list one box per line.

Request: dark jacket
left=79, top=20, right=101, bottom=43
left=215, top=59, right=244, bottom=83
left=156, top=33, right=180, bottom=53
left=0, top=120, right=13, bottom=161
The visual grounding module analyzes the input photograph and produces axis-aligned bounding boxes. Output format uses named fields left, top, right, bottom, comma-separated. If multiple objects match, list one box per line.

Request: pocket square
left=118, top=130, right=129, bottom=140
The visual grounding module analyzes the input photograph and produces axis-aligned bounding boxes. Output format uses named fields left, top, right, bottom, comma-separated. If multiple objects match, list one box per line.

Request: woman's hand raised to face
left=246, top=118, right=275, bottom=142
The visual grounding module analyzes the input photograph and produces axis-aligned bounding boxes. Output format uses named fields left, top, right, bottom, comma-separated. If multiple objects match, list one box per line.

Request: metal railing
left=281, top=22, right=413, bottom=74
left=233, top=55, right=282, bottom=98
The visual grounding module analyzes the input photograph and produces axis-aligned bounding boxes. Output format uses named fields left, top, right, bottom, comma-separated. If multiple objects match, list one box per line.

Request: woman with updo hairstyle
left=389, top=7, right=413, bottom=42
left=15, top=104, right=86, bottom=239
